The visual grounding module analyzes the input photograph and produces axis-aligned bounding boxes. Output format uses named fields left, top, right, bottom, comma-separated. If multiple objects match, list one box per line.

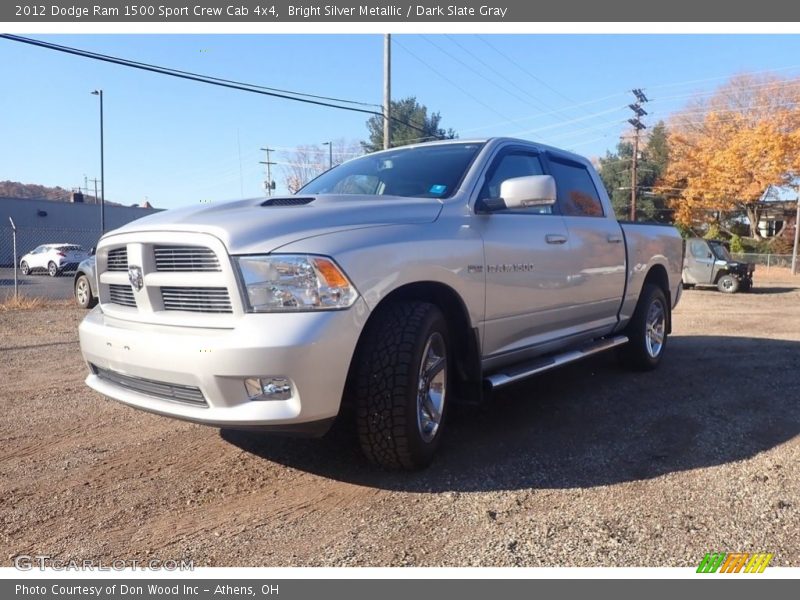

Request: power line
left=422, top=35, right=548, bottom=112
left=392, top=37, right=514, bottom=123
left=0, top=34, right=433, bottom=137
left=475, top=35, right=579, bottom=106
left=1, top=34, right=380, bottom=109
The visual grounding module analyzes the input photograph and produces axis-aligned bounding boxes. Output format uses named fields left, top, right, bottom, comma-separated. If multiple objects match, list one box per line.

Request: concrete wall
left=0, top=197, right=162, bottom=266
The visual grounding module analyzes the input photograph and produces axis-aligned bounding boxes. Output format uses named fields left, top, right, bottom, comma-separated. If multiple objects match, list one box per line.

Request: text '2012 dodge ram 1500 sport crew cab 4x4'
left=79, top=138, right=682, bottom=469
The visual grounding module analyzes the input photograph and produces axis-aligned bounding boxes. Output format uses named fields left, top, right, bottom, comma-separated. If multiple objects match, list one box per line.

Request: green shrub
left=729, top=234, right=744, bottom=254
left=703, top=223, right=723, bottom=240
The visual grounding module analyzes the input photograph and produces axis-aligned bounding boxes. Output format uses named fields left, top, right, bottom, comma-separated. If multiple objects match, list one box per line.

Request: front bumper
left=78, top=299, right=369, bottom=434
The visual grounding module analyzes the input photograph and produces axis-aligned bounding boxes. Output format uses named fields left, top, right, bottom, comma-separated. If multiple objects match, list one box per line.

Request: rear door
left=544, top=153, right=626, bottom=334
left=475, top=147, right=574, bottom=359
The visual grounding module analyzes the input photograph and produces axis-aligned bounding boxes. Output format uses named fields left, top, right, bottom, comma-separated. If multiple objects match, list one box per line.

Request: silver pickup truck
left=79, top=138, right=682, bottom=469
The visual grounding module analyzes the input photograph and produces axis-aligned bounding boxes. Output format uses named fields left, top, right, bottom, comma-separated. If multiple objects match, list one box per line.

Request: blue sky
left=3, top=34, right=800, bottom=209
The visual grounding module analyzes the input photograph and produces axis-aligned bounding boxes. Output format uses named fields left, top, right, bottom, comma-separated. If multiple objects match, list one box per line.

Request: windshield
left=709, top=242, right=733, bottom=261
left=299, top=142, right=485, bottom=199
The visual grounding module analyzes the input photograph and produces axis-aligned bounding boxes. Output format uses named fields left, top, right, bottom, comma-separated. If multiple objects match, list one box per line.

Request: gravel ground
left=1, top=275, right=798, bottom=567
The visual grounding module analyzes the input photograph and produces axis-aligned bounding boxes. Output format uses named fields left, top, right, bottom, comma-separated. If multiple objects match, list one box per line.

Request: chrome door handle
left=545, top=234, right=568, bottom=245
left=607, top=234, right=623, bottom=243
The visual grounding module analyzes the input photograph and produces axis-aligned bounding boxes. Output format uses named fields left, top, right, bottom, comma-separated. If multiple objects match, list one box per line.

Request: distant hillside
left=0, top=181, right=122, bottom=206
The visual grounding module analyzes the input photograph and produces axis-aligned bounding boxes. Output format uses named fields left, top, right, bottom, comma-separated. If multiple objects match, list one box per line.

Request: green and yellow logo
left=697, top=552, right=773, bottom=573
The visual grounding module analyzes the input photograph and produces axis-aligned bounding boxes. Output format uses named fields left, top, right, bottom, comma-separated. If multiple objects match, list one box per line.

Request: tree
left=362, top=96, right=456, bottom=152
left=280, top=139, right=362, bottom=194
left=597, top=121, right=671, bottom=221
left=662, top=74, right=800, bottom=239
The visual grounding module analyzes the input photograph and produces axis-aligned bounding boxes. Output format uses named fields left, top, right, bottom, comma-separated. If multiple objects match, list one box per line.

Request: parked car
left=682, top=237, right=755, bottom=293
left=19, top=244, right=90, bottom=277
left=79, top=138, right=683, bottom=469
left=74, top=256, right=98, bottom=309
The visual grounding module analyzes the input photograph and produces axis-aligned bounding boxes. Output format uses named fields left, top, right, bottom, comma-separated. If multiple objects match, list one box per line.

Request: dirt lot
left=1, top=275, right=798, bottom=567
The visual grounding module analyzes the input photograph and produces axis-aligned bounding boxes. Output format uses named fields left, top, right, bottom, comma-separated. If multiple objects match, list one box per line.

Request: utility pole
left=383, top=34, right=391, bottom=150
left=322, top=141, right=333, bottom=169
left=91, top=89, right=105, bottom=232
left=628, top=89, right=649, bottom=222
left=792, top=187, right=800, bottom=276
left=89, top=178, right=100, bottom=205
left=260, top=147, right=276, bottom=197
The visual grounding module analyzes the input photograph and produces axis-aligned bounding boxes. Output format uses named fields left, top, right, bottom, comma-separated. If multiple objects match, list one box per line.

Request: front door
left=685, top=239, right=714, bottom=284
left=476, top=148, right=574, bottom=359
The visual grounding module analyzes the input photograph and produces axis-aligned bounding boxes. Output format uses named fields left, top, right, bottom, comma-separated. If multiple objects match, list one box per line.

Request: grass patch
left=0, top=294, right=72, bottom=312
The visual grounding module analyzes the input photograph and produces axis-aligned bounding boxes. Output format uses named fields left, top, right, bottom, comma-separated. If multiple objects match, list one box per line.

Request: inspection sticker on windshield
left=429, top=184, right=447, bottom=195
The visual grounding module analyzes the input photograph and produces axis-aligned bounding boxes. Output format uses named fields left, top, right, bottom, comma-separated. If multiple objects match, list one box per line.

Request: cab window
left=479, top=151, right=552, bottom=214
left=690, top=240, right=710, bottom=259
left=548, top=157, right=605, bottom=217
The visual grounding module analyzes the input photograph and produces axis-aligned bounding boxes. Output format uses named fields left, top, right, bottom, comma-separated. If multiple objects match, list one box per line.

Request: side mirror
left=499, top=175, right=557, bottom=210
left=89, top=247, right=96, bottom=256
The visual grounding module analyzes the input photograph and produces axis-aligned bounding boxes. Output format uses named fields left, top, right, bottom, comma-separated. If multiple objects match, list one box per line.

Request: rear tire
left=20, top=261, right=29, bottom=276
left=48, top=261, right=59, bottom=277
left=619, top=283, right=669, bottom=371
left=354, top=301, right=450, bottom=470
left=717, top=274, right=739, bottom=293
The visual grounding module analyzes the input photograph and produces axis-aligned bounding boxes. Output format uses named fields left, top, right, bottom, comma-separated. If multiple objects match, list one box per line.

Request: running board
left=484, top=335, right=629, bottom=390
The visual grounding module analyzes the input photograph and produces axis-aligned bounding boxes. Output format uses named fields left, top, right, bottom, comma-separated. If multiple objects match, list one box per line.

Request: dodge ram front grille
left=108, top=284, right=136, bottom=307
left=98, top=236, right=240, bottom=319
left=160, top=287, right=232, bottom=313
left=92, top=365, right=207, bottom=407
left=106, top=247, right=128, bottom=271
left=154, top=245, right=221, bottom=272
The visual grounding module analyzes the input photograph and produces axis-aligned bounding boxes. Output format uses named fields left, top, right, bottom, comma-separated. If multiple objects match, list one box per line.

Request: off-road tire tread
left=354, top=301, right=441, bottom=470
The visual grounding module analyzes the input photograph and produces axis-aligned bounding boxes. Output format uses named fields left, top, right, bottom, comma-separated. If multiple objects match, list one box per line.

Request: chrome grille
left=108, top=284, right=136, bottom=307
left=161, top=287, right=232, bottom=313
left=154, top=245, right=220, bottom=272
left=107, top=247, right=128, bottom=271
left=92, top=365, right=207, bottom=407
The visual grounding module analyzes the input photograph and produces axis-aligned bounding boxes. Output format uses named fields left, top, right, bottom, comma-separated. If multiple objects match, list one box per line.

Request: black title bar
left=4, top=1, right=800, bottom=22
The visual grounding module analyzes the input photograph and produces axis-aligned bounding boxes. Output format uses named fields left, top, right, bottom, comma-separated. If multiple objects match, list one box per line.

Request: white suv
left=20, top=244, right=90, bottom=277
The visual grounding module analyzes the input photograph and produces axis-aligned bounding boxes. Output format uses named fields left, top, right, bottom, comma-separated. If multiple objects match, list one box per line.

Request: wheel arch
left=346, top=281, right=483, bottom=407
left=642, top=263, right=672, bottom=334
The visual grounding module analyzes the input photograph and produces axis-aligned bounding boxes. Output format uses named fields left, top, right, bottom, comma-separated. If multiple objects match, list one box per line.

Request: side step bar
left=484, top=335, right=629, bottom=390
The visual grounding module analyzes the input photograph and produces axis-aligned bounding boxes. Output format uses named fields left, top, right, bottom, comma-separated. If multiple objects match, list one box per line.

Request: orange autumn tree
left=663, top=74, right=800, bottom=239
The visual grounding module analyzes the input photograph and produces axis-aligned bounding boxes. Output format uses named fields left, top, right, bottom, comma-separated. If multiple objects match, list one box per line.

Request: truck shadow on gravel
left=222, top=335, right=800, bottom=492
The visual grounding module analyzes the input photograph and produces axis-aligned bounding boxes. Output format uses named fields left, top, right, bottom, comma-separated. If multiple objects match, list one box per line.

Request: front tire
left=620, top=283, right=669, bottom=371
left=717, top=274, right=739, bottom=293
left=20, top=261, right=30, bottom=276
left=48, top=261, right=59, bottom=277
left=74, top=274, right=97, bottom=309
left=354, top=302, right=450, bottom=470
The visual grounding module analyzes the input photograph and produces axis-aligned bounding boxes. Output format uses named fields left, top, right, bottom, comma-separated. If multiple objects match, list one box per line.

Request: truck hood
left=107, top=195, right=443, bottom=254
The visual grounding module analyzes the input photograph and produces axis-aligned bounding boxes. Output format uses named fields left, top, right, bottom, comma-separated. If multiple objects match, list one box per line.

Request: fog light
left=244, top=377, right=292, bottom=401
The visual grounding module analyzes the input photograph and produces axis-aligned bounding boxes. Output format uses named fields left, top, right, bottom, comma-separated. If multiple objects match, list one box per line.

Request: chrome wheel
left=645, top=299, right=666, bottom=358
left=48, top=262, right=58, bottom=277
left=20, top=261, right=29, bottom=275
left=76, top=277, right=90, bottom=307
left=416, top=332, right=447, bottom=443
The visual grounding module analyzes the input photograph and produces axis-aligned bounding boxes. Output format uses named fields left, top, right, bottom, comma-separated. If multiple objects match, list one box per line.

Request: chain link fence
left=731, top=253, right=794, bottom=269
left=1, top=226, right=102, bottom=301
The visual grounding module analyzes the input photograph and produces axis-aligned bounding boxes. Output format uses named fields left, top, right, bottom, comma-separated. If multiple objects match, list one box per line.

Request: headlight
left=235, top=254, right=358, bottom=312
